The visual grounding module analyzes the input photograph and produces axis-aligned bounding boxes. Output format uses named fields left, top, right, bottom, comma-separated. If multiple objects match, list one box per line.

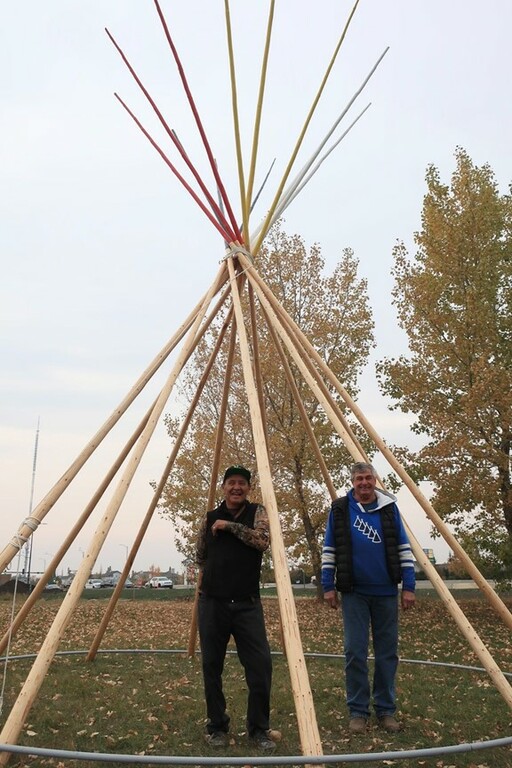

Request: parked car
left=85, top=579, right=103, bottom=589
left=145, top=576, right=173, bottom=589
left=101, top=576, right=133, bottom=588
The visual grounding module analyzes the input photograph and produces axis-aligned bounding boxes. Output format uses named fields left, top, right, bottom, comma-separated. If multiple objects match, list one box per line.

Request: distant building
left=423, top=548, right=436, bottom=564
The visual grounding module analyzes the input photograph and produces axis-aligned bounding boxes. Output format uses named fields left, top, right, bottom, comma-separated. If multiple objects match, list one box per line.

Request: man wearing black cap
left=195, top=465, right=275, bottom=751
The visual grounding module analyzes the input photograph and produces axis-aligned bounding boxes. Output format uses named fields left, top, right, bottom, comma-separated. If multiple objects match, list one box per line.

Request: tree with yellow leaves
left=377, top=148, right=512, bottom=579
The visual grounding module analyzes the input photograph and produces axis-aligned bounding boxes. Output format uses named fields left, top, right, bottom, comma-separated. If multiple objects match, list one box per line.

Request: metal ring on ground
left=0, top=648, right=510, bottom=765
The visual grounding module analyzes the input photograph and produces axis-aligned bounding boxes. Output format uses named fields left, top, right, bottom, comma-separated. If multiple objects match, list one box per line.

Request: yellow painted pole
left=224, top=0, right=248, bottom=243
left=252, top=0, right=361, bottom=256
left=245, top=0, right=275, bottom=213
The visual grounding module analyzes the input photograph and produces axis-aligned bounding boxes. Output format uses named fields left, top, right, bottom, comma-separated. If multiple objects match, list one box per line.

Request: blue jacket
left=321, top=489, right=416, bottom=596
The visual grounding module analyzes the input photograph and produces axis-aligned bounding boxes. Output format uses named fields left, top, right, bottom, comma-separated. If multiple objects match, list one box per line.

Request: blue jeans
left=341, top=592, right=398, bottom=719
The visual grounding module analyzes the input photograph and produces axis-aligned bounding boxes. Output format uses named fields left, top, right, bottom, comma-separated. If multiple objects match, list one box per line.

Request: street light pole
left=24, top=418, right=40, bottom=591
left=45, top=552, right=53, bottom=581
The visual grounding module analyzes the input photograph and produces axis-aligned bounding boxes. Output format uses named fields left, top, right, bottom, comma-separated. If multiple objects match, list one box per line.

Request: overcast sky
left=1, top=1, right=511, bottom=577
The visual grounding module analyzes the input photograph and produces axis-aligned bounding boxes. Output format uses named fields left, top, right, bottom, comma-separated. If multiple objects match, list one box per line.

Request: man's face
left=222, top=475, right=250, bottom=509
left=352, top=470, right=377, bottom=503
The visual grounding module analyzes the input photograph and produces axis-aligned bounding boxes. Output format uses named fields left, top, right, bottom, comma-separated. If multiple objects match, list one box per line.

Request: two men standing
left=195, top=459, right=414, bottom=748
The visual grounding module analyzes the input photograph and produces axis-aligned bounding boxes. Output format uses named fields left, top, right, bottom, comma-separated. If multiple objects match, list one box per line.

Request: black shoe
left=249, top=729, right=276, bottom=751
left=204, top=731, right=229, bottom=747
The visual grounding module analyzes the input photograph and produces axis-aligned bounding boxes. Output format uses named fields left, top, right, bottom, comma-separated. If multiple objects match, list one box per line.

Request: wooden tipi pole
left=261, top=304, right=337, bottom=499
left=265, top=299, right=371, bottom=460
left=187, top=319, right=238, bottom=657
left=249, top=273, right=367, bottom=459
left=402, top=521, right=512, bottom=708
left=88, top=309, right=234, bottom=661
left=248, top=283, right=270, bottom=453
left=227, top=256, right=323, bottom=759
left=208, top=320, right=238, bottom=508
left=152, top=0, right=241, bottom=242
left=107, top=28, right=238, bottom=246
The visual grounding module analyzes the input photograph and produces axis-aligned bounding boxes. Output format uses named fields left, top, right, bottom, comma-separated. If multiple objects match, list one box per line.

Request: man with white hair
left=321, top=462, right=415, bottom=734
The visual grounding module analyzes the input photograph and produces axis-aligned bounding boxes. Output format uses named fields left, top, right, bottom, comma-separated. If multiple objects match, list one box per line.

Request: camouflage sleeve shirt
left=195, top=503, right=270, bottom=568
left=226, top=503, right=270, bottom=551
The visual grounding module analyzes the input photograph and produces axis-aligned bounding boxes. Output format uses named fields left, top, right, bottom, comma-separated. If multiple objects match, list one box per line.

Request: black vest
left=200, top=501, right=262, bottom=599
left=331, top=495, right=402, bottom=593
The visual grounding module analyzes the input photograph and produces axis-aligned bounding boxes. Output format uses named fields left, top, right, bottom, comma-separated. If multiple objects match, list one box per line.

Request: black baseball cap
left=222, top=465, right=251, bottom=483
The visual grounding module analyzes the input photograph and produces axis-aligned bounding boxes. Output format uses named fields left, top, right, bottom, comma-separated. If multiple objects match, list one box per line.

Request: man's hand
left=324, top=590, right=339, bottom=609
left=211, top=519, right=229, bottom=536
left=401, top=590, right=415, bottom=610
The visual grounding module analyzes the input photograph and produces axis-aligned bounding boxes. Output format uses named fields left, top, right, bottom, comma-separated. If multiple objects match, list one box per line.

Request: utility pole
left=23, top=418, right=40, bottom=590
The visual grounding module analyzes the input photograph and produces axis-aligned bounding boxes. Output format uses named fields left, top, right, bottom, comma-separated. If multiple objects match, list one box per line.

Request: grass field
left=0, top=590, right=511, bottom=767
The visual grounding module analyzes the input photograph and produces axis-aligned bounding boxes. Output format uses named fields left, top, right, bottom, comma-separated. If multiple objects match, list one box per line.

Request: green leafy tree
left=377, top=148, right=512, bottom=578
left=158, top=223, right=375, bottom=592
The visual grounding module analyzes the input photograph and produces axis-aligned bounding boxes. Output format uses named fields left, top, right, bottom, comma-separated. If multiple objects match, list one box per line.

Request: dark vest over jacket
left=331, top=495, right=402, bottom=593
left=200, top=501, right=262, bottom=599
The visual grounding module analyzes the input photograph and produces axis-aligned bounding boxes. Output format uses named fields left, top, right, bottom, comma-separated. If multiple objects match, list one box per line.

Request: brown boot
left=348, top=717, right=367, bottom=734
left=378, top=715, right=401, bottom=733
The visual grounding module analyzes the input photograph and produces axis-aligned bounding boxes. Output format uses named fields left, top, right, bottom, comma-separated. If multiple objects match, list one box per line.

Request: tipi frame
left=1, top=0, right=511, bottom=763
